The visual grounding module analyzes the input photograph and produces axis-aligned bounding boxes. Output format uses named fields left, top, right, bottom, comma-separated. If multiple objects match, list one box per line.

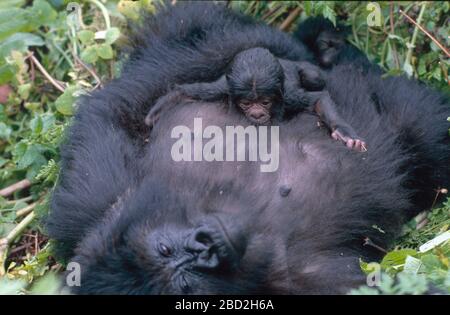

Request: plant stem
left=0, top=211, right=36, bottom=275
left=88, top=0, right=111, bottom=29
left=400, top=8, right=450, bottom=58
left=404, top=3, right=427, bottom=69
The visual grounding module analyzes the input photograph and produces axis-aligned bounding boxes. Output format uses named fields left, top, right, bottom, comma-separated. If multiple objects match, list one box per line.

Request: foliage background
left=0, top=0, right=448, bottom=294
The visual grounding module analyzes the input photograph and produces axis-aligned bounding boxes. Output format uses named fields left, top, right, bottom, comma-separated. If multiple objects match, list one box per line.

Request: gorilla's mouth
left=247, top=115, right=271, bottom=125
left=210, top=215, right=243, bottom=258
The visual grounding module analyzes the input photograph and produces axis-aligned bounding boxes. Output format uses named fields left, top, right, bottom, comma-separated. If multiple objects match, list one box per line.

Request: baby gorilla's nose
left=249, top=109, right=266, bottom=120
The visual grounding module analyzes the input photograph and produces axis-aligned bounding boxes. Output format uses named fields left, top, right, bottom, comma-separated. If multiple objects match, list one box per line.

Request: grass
left=0, top=0, right=448, bottom=294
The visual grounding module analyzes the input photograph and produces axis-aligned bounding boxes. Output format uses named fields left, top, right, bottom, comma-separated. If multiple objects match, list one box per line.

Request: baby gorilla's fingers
left=145, top=91, right=185, bottom=127
left=345, top=139, right=354, bottom=149
left=354, top=140, right=368, bottom=152
left=331, top=126, right=367, bottom=153
left=144, top=110, right=160, bottom=128
left=349, top=139, right=368, bottom=152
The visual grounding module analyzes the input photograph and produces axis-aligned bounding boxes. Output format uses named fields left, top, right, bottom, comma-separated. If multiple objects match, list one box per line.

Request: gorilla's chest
left=143, top=102, right=353, bottom=220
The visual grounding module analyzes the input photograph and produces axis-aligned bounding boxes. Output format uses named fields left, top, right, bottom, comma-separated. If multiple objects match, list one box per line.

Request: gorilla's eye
left=158, top=243, right=172, bottom=257
left=318, top=39, right=331, bottom=50
left=261, top=100, right=271, bottom=107
left=239, top=100, right=251, bottom=107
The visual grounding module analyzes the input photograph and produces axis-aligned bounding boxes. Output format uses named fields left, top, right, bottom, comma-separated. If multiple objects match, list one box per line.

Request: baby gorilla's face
left=237, top=96, right=273, bottom=124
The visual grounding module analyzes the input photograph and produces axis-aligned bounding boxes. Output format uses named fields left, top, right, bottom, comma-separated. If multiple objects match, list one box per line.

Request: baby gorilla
left=145, top=47, right=366, bottom=151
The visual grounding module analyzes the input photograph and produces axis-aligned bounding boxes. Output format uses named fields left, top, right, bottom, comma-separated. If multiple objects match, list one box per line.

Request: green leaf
left=0, top=122, right=12, bottom=140
left=105, top=27, right=120, bottom=44
left=304, top=1, right=312, bottom=16
left=0, top=0, right=25, bottom=9
left=80, top=46, right=98, bottom=64
left=78, top=30, right=95, bottom=46
left=380, top=249, right=417, bottom=273
left=96, top=43, right=113, bottom=59
left=0, top=33, right=44, bottom=58
left=421, top=254, right=444, bottom=271
left=18, top=82, right=32, bottom=100
left=55, top=86, right=78, bottom=116
left=16, top=144, right=46, bottom=170
left=0, top=64, right=14, bottom=84
left=0, top=8, right=31, bottom=42
left=30, top=0, right=57, bottom=27
left=322, top=5, right=336, bottom=26
left=30, top=115, right=43, bottom=135
left=117, top=0, right=141, bottom=21
left=0, top=278, right=27, bottom=295
left=30, top=272, right=62, bottom=295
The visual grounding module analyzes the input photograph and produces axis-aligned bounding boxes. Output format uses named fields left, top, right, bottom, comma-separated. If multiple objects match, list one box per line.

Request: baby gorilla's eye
left=261, top=100, right=271, bottom=107
left=158, top=243, right=172, bottom=257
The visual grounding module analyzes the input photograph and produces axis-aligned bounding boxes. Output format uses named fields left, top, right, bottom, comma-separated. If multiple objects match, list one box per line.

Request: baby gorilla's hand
left=299, top=69, right=325, bottom=91
left=331, top=124, right=367, bottom=152
left=144, top=90, right=184, bottom=128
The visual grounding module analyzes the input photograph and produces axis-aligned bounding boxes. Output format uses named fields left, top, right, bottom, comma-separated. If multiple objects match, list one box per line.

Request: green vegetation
left=0, top=1, right=448, bottom=294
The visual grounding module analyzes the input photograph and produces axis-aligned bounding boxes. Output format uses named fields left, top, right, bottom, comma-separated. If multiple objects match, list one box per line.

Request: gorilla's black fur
left=45, top=3, right=450, bottom=294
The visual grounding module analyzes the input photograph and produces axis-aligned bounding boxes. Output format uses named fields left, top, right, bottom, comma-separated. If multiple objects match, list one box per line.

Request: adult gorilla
left=45, top=3, right=450, bottom=294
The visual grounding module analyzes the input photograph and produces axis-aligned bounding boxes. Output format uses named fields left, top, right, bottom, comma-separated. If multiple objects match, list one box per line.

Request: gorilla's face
left=132, top=215, right=250, bottom=294
left=70, top=195, right=289, bottom=294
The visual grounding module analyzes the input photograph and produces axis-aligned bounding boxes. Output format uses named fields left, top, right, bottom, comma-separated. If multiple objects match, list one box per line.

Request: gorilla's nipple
left=279, top=185, right=292, bottom=197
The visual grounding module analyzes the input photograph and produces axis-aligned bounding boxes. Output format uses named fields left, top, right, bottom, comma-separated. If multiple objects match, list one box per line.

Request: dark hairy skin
left=45, top=3, right=450, bottom=294
left=145, top=47, right=367, bottom=151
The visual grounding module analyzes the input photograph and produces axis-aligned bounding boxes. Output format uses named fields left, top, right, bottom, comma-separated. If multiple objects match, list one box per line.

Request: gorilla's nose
left=250, top=110, right=265, bottom=120
left=186, top=227, right=221, bottom=270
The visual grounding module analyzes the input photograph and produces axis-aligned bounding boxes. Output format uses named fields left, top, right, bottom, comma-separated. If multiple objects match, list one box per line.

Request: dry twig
left=0, top=179, right=31, bottom=197
left=400, top=9, right=450, bottom=58
left=26, top=53, right=66, bottom=93
left=279, top=7, right=301, bottom=31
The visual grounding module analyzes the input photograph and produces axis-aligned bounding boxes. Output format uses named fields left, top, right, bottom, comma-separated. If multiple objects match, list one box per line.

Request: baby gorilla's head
left=226, top=48, right=284, bottom=124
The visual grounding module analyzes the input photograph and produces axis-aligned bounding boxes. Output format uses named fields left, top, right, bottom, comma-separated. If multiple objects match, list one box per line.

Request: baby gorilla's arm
left=295, top=61, right=326, bottom=91
left=281, top=60, right=366, bottom=152
left=145, top=76, right=228, bottom=127
left=300, top=90, right=367, bottom=151
left=280, top=59, right=326, bottom=91
left=176, top=75, right=228, bottom=101
left=283, top=81, right=366, bottom=151
left=313, top=92, right=366, bottom=151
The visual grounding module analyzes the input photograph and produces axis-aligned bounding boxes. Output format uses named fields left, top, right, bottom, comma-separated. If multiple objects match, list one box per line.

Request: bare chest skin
left=143, top=101, right=361, bottom=230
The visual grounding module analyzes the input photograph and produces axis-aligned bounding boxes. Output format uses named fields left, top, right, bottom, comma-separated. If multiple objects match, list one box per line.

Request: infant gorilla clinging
left=145, top=47, right=366, bottom=151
